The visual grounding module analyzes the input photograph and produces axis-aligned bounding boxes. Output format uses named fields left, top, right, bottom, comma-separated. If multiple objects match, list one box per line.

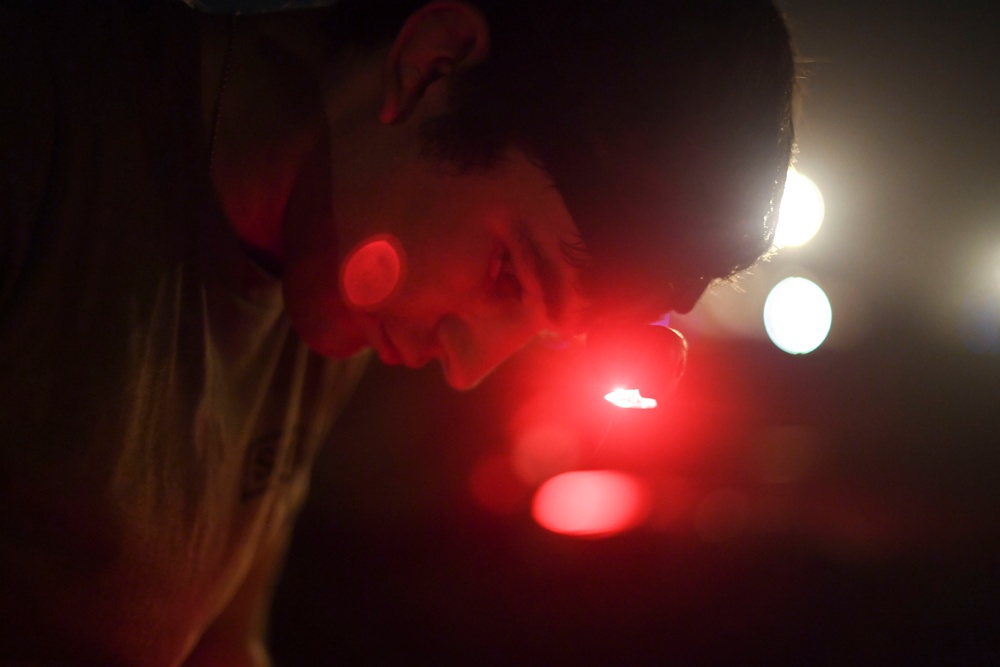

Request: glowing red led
left=340, top=234, right=405, bottom=309
left=604, top=387, right=657, bottom=410
left=531, top=470, right=650, bottom=537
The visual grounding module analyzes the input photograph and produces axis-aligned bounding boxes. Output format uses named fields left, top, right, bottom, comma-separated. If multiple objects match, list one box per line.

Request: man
left=0, top=0, right=794, bottom=663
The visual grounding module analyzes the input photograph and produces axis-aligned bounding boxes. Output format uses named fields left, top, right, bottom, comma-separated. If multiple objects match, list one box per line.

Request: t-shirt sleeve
left=0, top=6, right=55, bottom=308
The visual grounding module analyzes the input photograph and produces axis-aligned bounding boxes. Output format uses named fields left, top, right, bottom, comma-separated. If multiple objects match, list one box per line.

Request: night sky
left=271, top=3, right=1000, bottom=663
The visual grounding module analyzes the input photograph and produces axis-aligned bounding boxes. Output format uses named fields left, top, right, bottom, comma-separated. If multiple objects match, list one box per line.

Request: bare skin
left=198, top=2, right=588, bottom=389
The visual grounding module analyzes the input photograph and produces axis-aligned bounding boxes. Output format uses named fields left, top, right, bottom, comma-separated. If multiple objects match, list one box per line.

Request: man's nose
left=435, top=314, right=534, bottom=390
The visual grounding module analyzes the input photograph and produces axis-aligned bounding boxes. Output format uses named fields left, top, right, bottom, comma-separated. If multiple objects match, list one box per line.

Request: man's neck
left=198, top=10, right=333, bottom=263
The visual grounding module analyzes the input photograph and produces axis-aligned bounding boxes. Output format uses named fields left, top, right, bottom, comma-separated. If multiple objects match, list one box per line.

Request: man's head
left=281, top=0, right=795, bottom=388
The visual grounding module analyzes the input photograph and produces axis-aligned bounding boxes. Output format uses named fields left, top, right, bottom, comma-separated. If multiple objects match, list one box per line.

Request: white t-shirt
left=0, top=1, right=366, bottom=662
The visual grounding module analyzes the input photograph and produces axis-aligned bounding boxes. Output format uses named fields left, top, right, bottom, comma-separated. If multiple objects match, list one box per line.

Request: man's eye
left=492, top=248, right=524, bottom=302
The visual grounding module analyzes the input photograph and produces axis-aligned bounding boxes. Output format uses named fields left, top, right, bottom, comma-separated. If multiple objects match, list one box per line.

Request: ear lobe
left=379, top=1, right=490, bottom=126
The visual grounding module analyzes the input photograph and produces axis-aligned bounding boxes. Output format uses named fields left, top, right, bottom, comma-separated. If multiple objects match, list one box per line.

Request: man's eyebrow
left=514, top=222, right=568, bottom=325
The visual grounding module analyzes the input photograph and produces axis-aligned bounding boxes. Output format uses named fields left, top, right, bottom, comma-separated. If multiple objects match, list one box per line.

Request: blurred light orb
left=468, top=455, right=528, bottom=515
left=511, top=420, right=582, bottom=486
left=604, top=387, right=658, bottom=410
left=764, top=277, right=833, bottom=354
left=959, top=291, right=1000, bottom=355
left=774, top=168, right=825, bottom=248
left=695, top=489, right=749, bottom=543
left=532, top=470, right=650, bottom=538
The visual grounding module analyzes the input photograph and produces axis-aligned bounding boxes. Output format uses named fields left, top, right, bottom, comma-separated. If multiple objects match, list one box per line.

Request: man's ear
left=378, top=1, right=490, bottom=126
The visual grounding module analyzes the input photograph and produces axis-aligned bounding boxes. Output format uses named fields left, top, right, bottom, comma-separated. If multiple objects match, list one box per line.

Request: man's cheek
left=339, top=234, right=408, bottom=311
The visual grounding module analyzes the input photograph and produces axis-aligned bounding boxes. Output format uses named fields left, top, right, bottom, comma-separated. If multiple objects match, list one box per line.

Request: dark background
left=272, top=2, right=1000, bottom=664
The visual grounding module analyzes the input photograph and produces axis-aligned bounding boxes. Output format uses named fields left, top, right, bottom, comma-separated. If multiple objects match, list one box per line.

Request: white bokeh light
left=774, top=168, right=825, bottom=248
left=763, top=277, right=833, bottom=354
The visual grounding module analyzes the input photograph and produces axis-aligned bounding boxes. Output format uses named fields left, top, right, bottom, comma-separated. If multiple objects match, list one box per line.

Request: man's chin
left=441, top=361, right=491, bottom=392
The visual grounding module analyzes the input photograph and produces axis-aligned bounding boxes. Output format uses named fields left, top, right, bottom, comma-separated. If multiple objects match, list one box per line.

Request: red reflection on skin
left=340, top=234, right=405, bottom=309
left=532, top=470, right=651, bottom=537
left=604, top=387, right=658, bottom=410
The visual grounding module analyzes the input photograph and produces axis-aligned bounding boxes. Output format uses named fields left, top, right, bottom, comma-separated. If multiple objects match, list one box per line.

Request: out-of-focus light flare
left=531, top=470, right=650, bottom=537
left=468, top=455, right=529, bottom=515
left=774, top=168, right=825, bottom=248
left=511, top=420, right=582, bottom=486
left=764, top=277, right=833, bottom=354
left=604, top=387, right=658, bottom=410
left=695, top=489, right=749, bottom=543
left=959, top=292, right=1000, bottom=354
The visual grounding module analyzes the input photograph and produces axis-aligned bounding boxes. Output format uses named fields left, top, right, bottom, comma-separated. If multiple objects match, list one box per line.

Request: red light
left=531, top=470, right=650, bottom=537
left=587, top=325, right=687, bottom=408
left=340, top=234, right=405, bottom=308
left=603, top=387, right=658, bottom=410
left=468, top=455, right=530, bottom=515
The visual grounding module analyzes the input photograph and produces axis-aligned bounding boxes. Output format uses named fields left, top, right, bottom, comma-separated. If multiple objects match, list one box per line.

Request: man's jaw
left=375, top=322, right=438, bottom=370
left=373, top=321, right=403, bottom=365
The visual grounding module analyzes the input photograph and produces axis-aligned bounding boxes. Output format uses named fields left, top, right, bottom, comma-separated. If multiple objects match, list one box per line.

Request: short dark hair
left=327, top=0, right=796, bottom=325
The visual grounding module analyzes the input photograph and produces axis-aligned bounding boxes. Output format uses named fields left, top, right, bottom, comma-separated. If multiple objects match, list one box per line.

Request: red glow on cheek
left=531, top=470, right=651, bottom=537
left=340, top=235, right=405, bottom=309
